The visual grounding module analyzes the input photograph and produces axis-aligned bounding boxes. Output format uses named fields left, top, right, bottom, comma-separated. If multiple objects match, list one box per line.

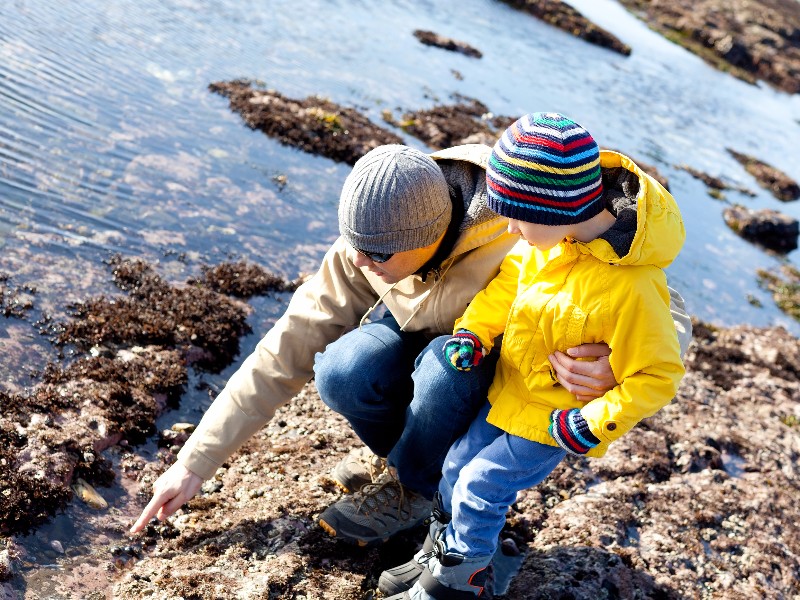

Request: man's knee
left=314, top=321, right=411, bottom=411
left=314, top=339, right=370, bottom=411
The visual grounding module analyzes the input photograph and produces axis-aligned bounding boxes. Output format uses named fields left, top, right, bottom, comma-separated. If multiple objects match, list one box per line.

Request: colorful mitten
left=548, top=408, right=601, bottom=456
left=443, top=329, right=486, bottom=371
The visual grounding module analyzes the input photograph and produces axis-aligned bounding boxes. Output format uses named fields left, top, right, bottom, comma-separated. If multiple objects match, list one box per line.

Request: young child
left=382, top=112, right=686, bottom=599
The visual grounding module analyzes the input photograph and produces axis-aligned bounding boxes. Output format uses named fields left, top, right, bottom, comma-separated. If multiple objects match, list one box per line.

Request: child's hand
left=548, top=408, right=601, bottom=455
left=443, top=329, right=487, bottom=371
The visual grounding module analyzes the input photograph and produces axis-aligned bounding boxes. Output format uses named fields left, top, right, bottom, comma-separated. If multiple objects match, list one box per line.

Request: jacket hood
left=430, top=144, right=509, bottom=258
left=586, top=150, right=685, bottom=269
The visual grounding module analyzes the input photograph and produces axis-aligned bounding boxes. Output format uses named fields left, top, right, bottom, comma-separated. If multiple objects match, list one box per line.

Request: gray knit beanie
left=338, top=145, right=452, bottom=253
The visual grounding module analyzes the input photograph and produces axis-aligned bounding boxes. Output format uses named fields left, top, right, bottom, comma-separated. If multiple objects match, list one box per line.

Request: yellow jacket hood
left=584, top=151, right=685, bottom=269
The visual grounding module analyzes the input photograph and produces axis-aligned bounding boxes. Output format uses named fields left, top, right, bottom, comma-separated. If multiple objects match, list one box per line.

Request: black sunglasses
left=354, top=246, right=394, bottom=263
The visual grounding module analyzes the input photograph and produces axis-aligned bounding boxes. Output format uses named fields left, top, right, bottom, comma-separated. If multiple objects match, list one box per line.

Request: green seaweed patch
left=757, top=265, right=800, bottom=322
left=780, top=414, right=799, bottom=428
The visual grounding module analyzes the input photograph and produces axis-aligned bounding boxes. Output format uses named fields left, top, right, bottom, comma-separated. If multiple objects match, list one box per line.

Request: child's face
left=507, top=219, right=571, bottom=251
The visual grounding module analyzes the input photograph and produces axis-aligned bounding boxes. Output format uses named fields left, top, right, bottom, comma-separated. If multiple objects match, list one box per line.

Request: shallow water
left=1, top=0, right=800, bottom=596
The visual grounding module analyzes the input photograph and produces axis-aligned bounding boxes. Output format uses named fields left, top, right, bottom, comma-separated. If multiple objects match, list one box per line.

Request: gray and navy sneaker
left=384, top=536, right=494, bottom=599
left=329, top=446, right=386, bottom=494
left=379, top=491, right=453, bottom=595
left=318, top=469, right=431, bottom=546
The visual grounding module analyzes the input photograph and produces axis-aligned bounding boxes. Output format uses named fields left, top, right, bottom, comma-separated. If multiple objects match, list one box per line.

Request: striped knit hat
left=486, top=112, right=604, bottom=225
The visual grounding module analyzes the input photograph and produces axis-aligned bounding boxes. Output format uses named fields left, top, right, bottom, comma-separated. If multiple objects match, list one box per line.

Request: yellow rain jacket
left=454, top=151, right=686, bottom=457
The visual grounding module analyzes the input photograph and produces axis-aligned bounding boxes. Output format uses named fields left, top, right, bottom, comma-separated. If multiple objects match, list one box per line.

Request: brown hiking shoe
left=318, top=470, right=431, bottom=546
left=330, top=446, right=386, bottom=493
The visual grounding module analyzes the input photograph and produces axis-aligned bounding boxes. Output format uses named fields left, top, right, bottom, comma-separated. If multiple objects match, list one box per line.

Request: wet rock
left=392, top=97, right=515, bottom=150
left=723, top=204, right=799, bottom=252
left=208, top=80, right=403, bottom=165
left=413, top=30, right=482, bottom=58
left=618, top=0, right=800, bottom=94
left=727, top=149, right=800, bottom=201
left=499, top=0, right=631, bottom=56
left=675, top=164, right=756, bottom=198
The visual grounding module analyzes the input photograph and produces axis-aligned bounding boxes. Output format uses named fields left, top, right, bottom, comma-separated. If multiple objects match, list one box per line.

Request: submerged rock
left=413, top=30, right=483, bottom=58
left=676, top=164, right=756, bottom=198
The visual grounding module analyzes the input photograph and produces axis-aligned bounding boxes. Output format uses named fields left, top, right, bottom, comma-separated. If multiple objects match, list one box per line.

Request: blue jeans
left=314, top=315, right=498, bottom=499
left=439, top=402, right=566, bottom=558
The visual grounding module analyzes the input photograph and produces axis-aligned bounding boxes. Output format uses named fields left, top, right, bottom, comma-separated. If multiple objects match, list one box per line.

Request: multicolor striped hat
left=486, top=112, right=604, bottom=225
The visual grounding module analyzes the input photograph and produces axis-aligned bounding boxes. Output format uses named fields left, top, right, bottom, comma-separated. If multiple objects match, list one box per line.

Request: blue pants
left=314, top=316, right=498, bottom=499
left=439, top=402, right=566, bottom=558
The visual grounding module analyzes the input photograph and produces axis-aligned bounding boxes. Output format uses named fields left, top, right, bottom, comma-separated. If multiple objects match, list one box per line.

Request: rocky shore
left=106, top=321, right=798, bottom=599
left=2, top=257, right=798, bottom=599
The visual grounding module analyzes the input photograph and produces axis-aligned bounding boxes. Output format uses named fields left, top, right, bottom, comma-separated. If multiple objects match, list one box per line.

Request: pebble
left=500, top=538, right=520, bottom=556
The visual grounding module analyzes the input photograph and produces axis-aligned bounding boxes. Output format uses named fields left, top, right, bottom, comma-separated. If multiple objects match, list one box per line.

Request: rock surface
left=723, top=204, right=800, bottom=252
left=499, top=0, right=632, bottom=56
left=618, top=0, right=800, bottom=94
left=413, top=30, right=483, bottom=58
left=104, top=322, right=800, bottom=599
left=208, top=80, right=403, bottom=166
left=728, top=149, right=800, bottom=202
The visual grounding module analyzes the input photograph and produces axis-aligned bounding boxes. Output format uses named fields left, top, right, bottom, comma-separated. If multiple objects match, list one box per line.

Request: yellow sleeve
left=580, top=269, right=686, bottom=443
left=453, top=243, right=524, bottom=352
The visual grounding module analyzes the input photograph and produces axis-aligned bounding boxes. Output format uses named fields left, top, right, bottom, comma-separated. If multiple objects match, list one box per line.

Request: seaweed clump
left=0, top=273, right=36, bottom=319
left=59, top=256, right=251, bottom=371
left=209, top=80, right=403, bottom=165
left=1, top=257, right=295, bottom=538
left=389, top=97, right=515, bottom=150
left=195, top=260, right=301, bottom=298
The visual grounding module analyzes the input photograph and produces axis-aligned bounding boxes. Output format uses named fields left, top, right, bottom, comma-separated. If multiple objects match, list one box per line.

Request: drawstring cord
left=358, top=257, right=457, bottom=331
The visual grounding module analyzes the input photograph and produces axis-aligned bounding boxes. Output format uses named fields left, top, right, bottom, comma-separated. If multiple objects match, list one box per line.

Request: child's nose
left=507, top=219, right=520, bottom=235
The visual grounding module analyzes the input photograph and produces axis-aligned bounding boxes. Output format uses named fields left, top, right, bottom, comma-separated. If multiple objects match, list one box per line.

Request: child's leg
left=437, top=402, right=498, bottom=515
left=446, top=434, right=566, bottom=558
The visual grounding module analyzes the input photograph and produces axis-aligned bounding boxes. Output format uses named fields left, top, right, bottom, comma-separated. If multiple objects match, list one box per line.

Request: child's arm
left=549, top=272, right=685, bottom=454
left=443, top=242, right=525, bottom=371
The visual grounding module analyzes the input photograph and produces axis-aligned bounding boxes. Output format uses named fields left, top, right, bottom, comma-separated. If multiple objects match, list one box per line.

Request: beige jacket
left=177, top=144, right=693, bottom=479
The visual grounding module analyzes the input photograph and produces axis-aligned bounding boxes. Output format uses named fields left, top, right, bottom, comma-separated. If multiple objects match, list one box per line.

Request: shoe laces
left=368, top=454, right=387, bottom=483
left=354, top=470, right=412, bottom=519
